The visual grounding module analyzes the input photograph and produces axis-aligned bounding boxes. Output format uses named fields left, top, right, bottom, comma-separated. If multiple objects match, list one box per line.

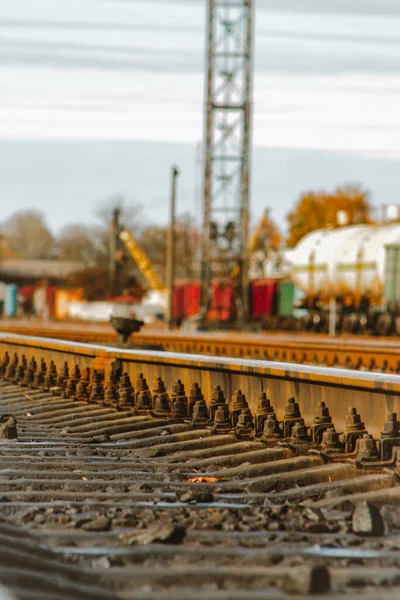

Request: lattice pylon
left=201, top=0, right=254, bottom=323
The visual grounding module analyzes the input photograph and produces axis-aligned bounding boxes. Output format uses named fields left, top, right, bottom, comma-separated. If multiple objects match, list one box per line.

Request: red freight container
left=46, top=286, right=57, bottom=318
left=183, top=282, right=201, bottom=317
left=251, top=280, right=277, bottom=319
left=172, top=284, right=185, bottom=322
left=208, top=281, right=236, bottom=322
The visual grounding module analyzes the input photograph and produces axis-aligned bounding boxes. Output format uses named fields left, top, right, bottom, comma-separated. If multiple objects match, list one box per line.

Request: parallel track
left=2, top=321, right=400, bottom=372
left=0, top=334, right=400, bottom=598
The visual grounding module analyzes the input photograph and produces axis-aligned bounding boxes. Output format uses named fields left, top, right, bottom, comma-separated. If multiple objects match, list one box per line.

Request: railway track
left=0, top=333, right=400, bottom=598
left=2, top=321, right=400, bottom=372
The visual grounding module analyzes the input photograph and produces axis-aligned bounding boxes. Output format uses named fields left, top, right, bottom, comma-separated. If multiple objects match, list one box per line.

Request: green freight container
left=278, top=281, right=295, bottom=317
left=384, top=244, right=400, bottom=307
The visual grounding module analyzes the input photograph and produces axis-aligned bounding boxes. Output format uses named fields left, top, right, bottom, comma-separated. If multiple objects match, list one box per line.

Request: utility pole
left=166, top=165, right=180, bottom=329
left=200, top=0, right=254, bottom=325
left=109, top=207, right=121, bottom=298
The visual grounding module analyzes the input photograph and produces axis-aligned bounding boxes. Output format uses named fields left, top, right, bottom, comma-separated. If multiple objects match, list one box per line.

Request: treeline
left=0, top=197, right=200, bottom=300
left=0, top=185, right=373, bottom=298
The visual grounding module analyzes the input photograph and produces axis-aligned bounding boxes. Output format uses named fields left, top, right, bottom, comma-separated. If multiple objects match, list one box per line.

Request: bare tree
left=4, top=210, right=55, bottom=259
left=57, top=224, right=99, bottom=264
left=139, top=213, right=200, bottom=281
left=94, top=195, right=144, bottom=266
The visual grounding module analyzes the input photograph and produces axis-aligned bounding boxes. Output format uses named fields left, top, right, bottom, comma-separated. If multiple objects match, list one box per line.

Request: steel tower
left=200, top=0, right=254, bottom=323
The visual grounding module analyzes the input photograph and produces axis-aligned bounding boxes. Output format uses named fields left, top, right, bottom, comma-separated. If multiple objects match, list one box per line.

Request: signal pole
left=200, top=0, right=254, bottom=324
left=109, top=207, right=121, bottom=298
left=166, top=166, right=180, bottom=329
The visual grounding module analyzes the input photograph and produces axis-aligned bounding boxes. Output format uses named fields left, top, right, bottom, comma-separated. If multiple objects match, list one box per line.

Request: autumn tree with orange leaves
left=286, top=185, right=372, bottom=248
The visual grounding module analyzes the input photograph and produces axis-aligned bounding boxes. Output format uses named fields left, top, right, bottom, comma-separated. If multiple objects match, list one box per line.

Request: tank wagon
left=290, top=223, right=400, bottom=335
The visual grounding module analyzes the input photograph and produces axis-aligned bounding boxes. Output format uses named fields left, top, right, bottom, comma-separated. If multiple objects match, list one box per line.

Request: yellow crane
left=231, top=209, right=281, bottom=277
left=119, top=230, right=166, bottom=293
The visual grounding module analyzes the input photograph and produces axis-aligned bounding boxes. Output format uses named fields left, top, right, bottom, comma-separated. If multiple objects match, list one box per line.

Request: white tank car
left=290, top=224, right=400, bottom=301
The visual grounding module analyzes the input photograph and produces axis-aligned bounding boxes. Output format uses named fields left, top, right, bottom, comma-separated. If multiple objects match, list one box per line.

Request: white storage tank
left=290, top=224, right=400, bottom=301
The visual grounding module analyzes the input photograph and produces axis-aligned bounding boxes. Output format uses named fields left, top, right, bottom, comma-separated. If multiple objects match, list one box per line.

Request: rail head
left=1, top=332, right=400, bottom=438
left=1, top=332, right=400, bottom=394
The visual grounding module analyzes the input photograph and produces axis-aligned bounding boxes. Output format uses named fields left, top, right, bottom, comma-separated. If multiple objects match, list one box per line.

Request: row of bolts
left=0, top=351, right=399, bottom=462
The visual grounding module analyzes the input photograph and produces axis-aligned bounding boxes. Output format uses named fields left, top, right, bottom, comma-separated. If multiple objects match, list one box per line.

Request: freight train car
left=290, top=223, right=400, bottom=335
left=175, top=278, right=301, bottom=329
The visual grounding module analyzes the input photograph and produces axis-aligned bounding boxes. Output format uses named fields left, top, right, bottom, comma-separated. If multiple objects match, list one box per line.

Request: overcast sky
left=0, top=0, right=399, bottom=232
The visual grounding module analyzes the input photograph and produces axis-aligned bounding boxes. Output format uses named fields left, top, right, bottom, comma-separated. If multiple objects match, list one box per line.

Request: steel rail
left=1, top=321, right=400, bottom=372
left=0, top=350, right=400, bottom=598
left=1, top=332, right=400, bottom=439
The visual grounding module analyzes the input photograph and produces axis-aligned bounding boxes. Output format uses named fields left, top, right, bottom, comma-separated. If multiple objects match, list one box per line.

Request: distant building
left=0, top=259, right=86, bottom=286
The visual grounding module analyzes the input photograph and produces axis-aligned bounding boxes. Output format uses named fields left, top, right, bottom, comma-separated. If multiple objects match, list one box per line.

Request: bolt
left=283, top=397, right=305, bottom=438
left=76, top=373, right=90, bottom=402
left=213, top=405, right=231, bottom=431
left=235, top=408, right=254, bottom=437
left=90, top=371, right=104, bottom=404
left=231, top=390, right=248, bottom=427
left=33, top=358, right=47, bottom=388
left=154, top=392, right=170, bottom=415
left=209, top=385, right=227, bottom=423
left=380, top=411, right=400, bottom=461
left=255, top=391, right=275, bottom=435
left=381, top=412, right=400, bottom=438
left=0, top=352, right=10, bottom=378
left=118, top=373, right=134, bottom=408
left=172, top=395, right=188, bottom=420
left=357, top=433, right=379, bottom=462
left=232, top=389, right=248, bottom=412
left=153, top=376, right=167, bottom=395
left=136, top=390, right=152, bottom=412
left=192, top=399, right=208, bottom=425
left=313, top=401, right=332, bottom=424
left=211, top=385, right=225, bottom=404
left=346, top=407, right=364, bottom=431
left=14, top=355, right=27, bottom=384
left=172, top=379, right=186, bottom=398
left=311, top=401, right=333, bottom=443
left=290, top=421, right=310, bottom=443
left=104, top=373, right=119, bottom=406
left=57, top=362, right=69, bottom=388
left=261, top=414, right=282, bottom=441
left=343, top=407, right=368, bottom=453
left=5, top=353, right=18, bottom=381
left=321, top=426, right=343, bottom=454
left=44, top=361, right=57, bottom=390
left=134, top=373, right=149, bottom=404
left=22, top=358, right=36, bottom=387
left=256, top=391, right=274, bottom=415
left=284, top=397, right=301, bottom=419
left=171, top=380, right=188, bottom=416
left=189, top=383, right=204, bottom=417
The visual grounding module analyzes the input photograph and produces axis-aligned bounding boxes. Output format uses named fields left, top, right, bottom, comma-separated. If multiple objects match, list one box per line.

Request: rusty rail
left=1, top=333, right=400, bottom=597
left=1, top=321, right=400, bottom=372
left=1, top=332, right=400, bottom=440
